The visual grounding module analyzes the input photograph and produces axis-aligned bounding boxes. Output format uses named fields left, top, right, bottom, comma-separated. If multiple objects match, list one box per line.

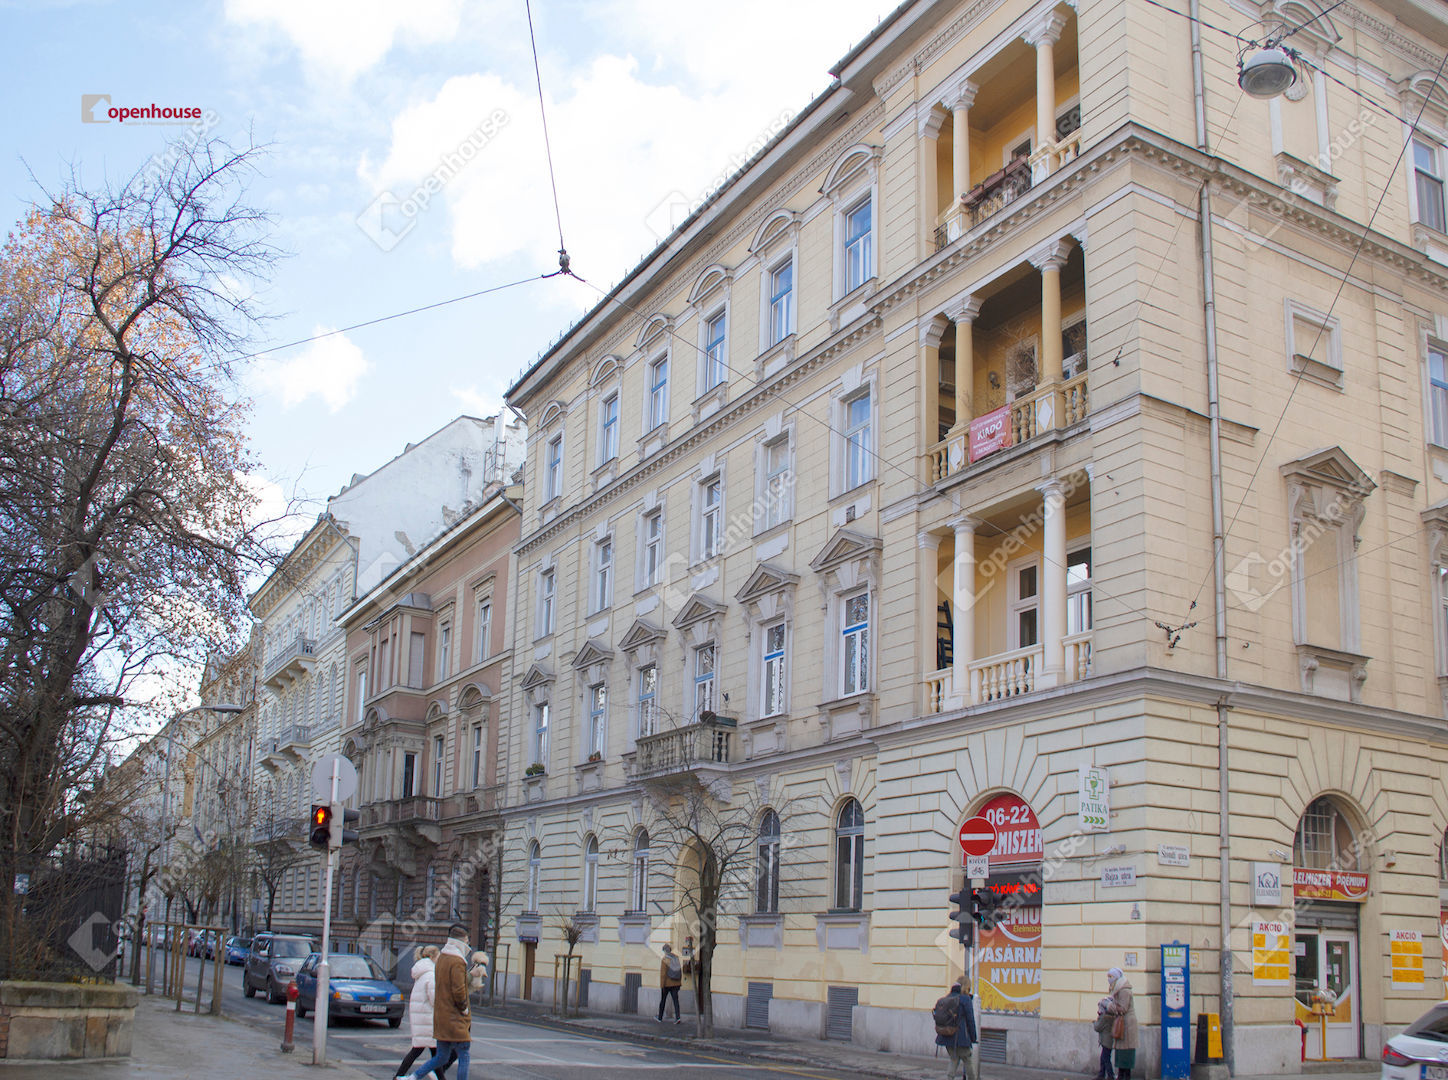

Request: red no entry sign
left=958, top=816, right=997, bottom=857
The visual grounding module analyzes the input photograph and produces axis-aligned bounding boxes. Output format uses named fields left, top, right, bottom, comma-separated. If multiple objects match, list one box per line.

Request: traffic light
left=328, top=803, right=360, bottom=849
left=971, top=885, right=1001, bottom=930
left=309, top=803, right=332, bottom=849
left=948, top=889, right=974, bottom=947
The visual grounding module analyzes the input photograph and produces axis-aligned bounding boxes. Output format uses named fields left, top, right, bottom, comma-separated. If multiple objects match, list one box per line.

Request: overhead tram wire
left=1174, top=45, right=1448, bottom=631
left=524, top=0, right=571, bottom=276
left=1274, top=0, right=1352, bottom=44
left=562, top=266, right=1166, bottom=631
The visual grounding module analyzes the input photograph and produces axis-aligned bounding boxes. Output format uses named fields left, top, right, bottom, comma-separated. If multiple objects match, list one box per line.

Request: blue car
left=223, top=936, right=250, bottom=965
left=294, top=953, right=403, bottom=1027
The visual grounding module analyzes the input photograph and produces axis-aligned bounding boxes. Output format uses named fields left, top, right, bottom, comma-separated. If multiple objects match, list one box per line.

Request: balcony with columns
left=924, top=237, right=1087, bottom=486
left=920, top=473, right=1093, bottom=715
left=924, top=5, right=1080, bottom=252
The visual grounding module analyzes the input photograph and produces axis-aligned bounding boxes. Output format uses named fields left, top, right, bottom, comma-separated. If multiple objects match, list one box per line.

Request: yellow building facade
left=500, top=0, right=1448, bottom=1071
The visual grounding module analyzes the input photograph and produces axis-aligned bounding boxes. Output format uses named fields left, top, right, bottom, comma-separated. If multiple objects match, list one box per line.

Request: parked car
left=223, top=936, right=251, bottom=965
left=294, top=953, right=403, bottom=1027
left=187, top=930, right=219, bottom=959
left=1382, top=1001, right=1448, bottom=1080
left=243, top=933, right=317, bottom=1004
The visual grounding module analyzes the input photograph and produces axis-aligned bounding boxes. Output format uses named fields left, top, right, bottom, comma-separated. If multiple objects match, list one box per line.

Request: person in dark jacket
left=934, top=982, right=979, bottom=1079
left=1092, top=992, right=1116, bottom=1080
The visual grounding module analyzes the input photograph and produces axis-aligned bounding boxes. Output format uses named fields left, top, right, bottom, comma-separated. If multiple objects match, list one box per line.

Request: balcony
left=361, top=795, right=442, bottom=827
left=626, top=713, right=737, bottom=784
left=263, top=633, right=317, bottom=690
left=929, top=368, right=1088, bottom=484
left=258, top=725, right=311, bottom=772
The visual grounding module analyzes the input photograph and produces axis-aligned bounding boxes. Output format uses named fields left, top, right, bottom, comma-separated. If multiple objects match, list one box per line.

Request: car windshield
left=1406, top=1004, right=1448, bottom=1041
left=271, top=938, right=312, bottom=958
left=329, top=956, right=384, bottom=980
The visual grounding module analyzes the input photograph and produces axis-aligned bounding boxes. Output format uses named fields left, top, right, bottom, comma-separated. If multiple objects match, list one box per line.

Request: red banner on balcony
left=969, top=405, right=1012, bottom=462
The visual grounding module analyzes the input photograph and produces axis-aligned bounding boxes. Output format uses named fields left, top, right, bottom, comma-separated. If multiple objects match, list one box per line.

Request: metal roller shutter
left=623, top=971, right=641, bottom=1014
left=745, top=981, right=772, bottom=1029
left=826, top=985, right=858, bottom=1041
left=979, top=1028, right=1008, bottom=1063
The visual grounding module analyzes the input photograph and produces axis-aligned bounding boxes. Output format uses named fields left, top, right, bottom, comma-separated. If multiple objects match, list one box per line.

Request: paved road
left=130, top=953, right=860, bottom=1079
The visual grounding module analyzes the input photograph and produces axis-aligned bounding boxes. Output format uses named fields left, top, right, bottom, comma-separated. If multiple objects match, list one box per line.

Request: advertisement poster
left=975, top=793, right=1042, bottom=868
left=977, top=904, right=1041, bottom=1016
left=1292, top=868, right=1369, bottom=902
left=1440, top=911, right=1448, bottom=971
left=1390, top=930, right=1424, bottom=989
left=968, top=405, right=1012, bottom=463
left=1251, top=921, right=1290, bottom=986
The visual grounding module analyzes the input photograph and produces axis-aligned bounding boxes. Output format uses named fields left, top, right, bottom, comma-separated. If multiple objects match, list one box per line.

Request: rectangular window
left=1432, top=345, right=1448, bottom=447
left=545, top=434, right=563, bottom=500
left=700, top=477, right=722, bottom=560
left=1067, top=548, right=1093, bottom=635
left=762, top=622, right=786, bottom=717
left=532, top=703, right=550, bottom=766
left=842, top=593, right=870, bottom=696
left=1416, top=140, right=1447, bottom=233
left=844, top=198, right=872, bottom=292
left=471, top=723, right=483, bottom=788
left=409, top=631, right=426, bottom=688
left=768, top=259, right=793, bottom=346
left=647, top=355, right=669, bottom=430
left=1012, top=563, right=1040, bottom=648
left=436, top=625, right=451, bottom=682
left=475, top=598, right=492, bottom=663
left=643, top=510, right=663, bottom=586
left=588, top=684, right=607, bottom=757
left=402, top=752, right=416, bottom=798
left=704, top=310, right=728, bottom=390
left=355, top=670, right=367, bottom=725
left=539, top=568, right=556, bottom=636
left=432, top=734, right=445, bottom=797
left=595, top=537, right=613, bottom=611
left=600, top=392, right=619, bottom=463
left=694, top=643, right=716, bottom=718
left=844, top=391, right=872, bottom=489
left=637, top=664, right=658, bottom=738
left=762, top=437, right=790, bottom=530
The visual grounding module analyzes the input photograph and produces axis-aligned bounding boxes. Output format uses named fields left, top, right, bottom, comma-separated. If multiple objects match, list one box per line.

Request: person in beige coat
left=1105, top=967, right=1138, bottom=1080
left=656, top=943, right=683, bottom=1023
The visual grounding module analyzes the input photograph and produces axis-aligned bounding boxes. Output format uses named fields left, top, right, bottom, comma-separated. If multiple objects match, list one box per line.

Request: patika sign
left=1292, top=868, right=1369, bottom=902
left=968, top=405, right=1012, bottom=462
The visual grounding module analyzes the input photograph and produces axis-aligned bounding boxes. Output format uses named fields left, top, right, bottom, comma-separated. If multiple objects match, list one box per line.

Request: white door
left=1321, top=933, right=1359, bottom=1058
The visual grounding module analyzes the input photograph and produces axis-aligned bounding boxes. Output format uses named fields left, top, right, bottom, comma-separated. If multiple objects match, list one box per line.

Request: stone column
left=1037, top=479, right=1067, bottom=687
left=919, top=531, right=944, bottom=679
left=949, top=81, right=978, bottom=202
left=951, top=295, right=981, bottom=430
left=950, top=517, right=979, bottom=702
left=1024, top=12, right=1067, bottom=176
left=919, top=110, right=944, bottom=250
left=920, top=322, right=944, bottom=455
left=1031, top=240, right=1072, bottom=385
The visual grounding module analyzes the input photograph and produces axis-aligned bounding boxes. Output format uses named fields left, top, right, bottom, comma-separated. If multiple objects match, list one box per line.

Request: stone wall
left=0, top=981, right=138, bottom=1061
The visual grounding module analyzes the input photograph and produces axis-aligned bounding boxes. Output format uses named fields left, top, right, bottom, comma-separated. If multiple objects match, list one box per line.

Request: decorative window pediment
left=636, top=313, right=674, bottom=350
left=672, top=594, right=727, bottom=631
left=810, top=528, right=883, bottom=575
left=750, top=209, right=801, bottom=255
left=619, top=618, right=666, bottom=654
left=591, top=354, right=622, bottom=387
left=821, top=143, right=881, bottom=199
left=538, top=400, right=568, bottom=429
left=571, top=639, right=615, bottom=685
left=1280, top=447, right=1374, bottom=542
left=688, top=264, right=733, bottom=306
left=519, top=664, right=555, bottom=705
left=1399, top=70, right=1448, bottom=127
left=735, top=563, right=800, bottom=609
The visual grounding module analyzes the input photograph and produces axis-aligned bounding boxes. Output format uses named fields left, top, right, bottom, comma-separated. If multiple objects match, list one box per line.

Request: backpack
left=666, top=954, right=682, bottom=980
left=932, top=993, right=959, bottom=1038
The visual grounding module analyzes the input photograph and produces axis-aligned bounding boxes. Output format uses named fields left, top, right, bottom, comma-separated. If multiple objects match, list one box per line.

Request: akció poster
left=977, top=904, right=1042, bottom=1016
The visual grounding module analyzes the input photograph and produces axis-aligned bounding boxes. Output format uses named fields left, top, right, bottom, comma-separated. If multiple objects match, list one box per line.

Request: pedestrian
left=402, top=925, right=473, bottom=1080
left=1105, top=967, right=1138, bottom=1080
left=394, top=946, right=450, bottom=1080
left=932, top=981, right=978, bottom=1080
left=1091, top=988, right=1115, bottom=1080
left=656, top=942, right=683, bottom=1024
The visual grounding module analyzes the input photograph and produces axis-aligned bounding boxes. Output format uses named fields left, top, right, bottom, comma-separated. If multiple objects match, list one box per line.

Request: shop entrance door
left=1295, top=930, right=1360, bottom=1059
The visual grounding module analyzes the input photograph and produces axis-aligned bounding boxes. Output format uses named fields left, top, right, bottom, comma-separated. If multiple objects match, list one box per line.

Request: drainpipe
left=1190, top=0, right=1235, bottom=1070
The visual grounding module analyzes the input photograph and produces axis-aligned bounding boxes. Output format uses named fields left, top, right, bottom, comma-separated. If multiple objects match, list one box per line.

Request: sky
left=3, top=0, right=901, bottom=520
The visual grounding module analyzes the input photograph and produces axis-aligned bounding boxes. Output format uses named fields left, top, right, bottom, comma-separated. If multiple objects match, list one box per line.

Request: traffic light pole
left=313, top=761, right=339, bottom=1065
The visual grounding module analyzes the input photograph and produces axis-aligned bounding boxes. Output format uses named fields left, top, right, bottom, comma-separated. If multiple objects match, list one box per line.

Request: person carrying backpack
left=933, top=981, right=978, bottom=1079
left=657, top=943, right=683, bottom=1023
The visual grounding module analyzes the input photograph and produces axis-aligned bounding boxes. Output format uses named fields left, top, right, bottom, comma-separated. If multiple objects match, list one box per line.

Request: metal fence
left=2, top=844, right=128, bottom=982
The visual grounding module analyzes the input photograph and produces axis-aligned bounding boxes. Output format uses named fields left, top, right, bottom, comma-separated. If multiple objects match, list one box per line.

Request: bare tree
left=0, top=136, right=282, bottom=975
left=628, top=778, right=813, bottom=1037
left=251, top=802, right=307, bottom=932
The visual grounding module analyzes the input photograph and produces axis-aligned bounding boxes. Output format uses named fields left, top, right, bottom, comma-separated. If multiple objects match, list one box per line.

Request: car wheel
left=243, top=978, right=256, bottom=999
left=388, top=1016, right=401, bottom=1029
left=267, top=978, right=283, bottom=1004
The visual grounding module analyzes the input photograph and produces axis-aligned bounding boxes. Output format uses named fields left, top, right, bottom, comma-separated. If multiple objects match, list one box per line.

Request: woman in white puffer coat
left=394, top=946, right=450, bottom=1080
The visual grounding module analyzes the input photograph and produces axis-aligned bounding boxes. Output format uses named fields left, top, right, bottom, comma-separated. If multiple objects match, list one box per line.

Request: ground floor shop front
left=496, top=687, right=1448, bottom=1074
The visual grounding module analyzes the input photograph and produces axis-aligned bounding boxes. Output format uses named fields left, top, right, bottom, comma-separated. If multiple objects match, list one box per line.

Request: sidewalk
left=0, top=996, right=375, bottom=1078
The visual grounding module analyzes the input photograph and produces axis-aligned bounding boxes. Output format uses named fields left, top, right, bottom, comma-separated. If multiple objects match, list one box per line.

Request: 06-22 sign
left=974, top=793, right=1042, bottom=867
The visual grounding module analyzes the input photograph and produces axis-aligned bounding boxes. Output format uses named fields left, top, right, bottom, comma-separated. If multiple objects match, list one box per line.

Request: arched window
left=756, top=810, right=781, bottom=914
left=631, top=829, right=650, bottom=913
left=1294, top=796, right=1360, bottom=871
left=583, top=835, right=599, bottom=913
left=527, top=841, right=541, bottom=912
left=351, top=866, right=361, bottom=918
left=834, top=798, right=865, bottom=912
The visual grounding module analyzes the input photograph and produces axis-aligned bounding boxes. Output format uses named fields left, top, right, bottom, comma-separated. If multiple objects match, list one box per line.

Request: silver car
left=1382, top=1001, right=1448, bottom=1080
left=243, top=933, right=317, bottom=1004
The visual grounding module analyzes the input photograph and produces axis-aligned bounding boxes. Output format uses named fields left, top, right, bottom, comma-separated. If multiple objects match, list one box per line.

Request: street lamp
left=1237, top=45, right=1298, bottom=99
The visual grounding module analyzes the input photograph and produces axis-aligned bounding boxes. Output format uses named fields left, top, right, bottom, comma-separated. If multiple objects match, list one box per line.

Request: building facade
left=334, top=485, right=520, bottom=963
left=497, top=0, right=1448, bottom=1071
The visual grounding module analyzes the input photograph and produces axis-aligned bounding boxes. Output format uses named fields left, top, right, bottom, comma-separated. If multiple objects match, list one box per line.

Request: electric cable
left=524, top=0, right=571, bottom=275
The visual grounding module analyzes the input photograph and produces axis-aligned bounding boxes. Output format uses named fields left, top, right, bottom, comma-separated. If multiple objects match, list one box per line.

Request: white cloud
left=451, top=382, right=505, bottom=418
left=224, top=0, right=464, bottom=83
left=256, top=331, right=368, bottom=412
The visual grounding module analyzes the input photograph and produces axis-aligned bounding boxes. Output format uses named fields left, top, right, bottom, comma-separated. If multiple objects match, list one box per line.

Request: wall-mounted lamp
left=1104, top=843, right=1126, bottom=857
left=1268, top=848, right=1291, bottom=862
left=988, top=372, right=1000, bottom=389
left=1382, top=850, right=1397, bottom=868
